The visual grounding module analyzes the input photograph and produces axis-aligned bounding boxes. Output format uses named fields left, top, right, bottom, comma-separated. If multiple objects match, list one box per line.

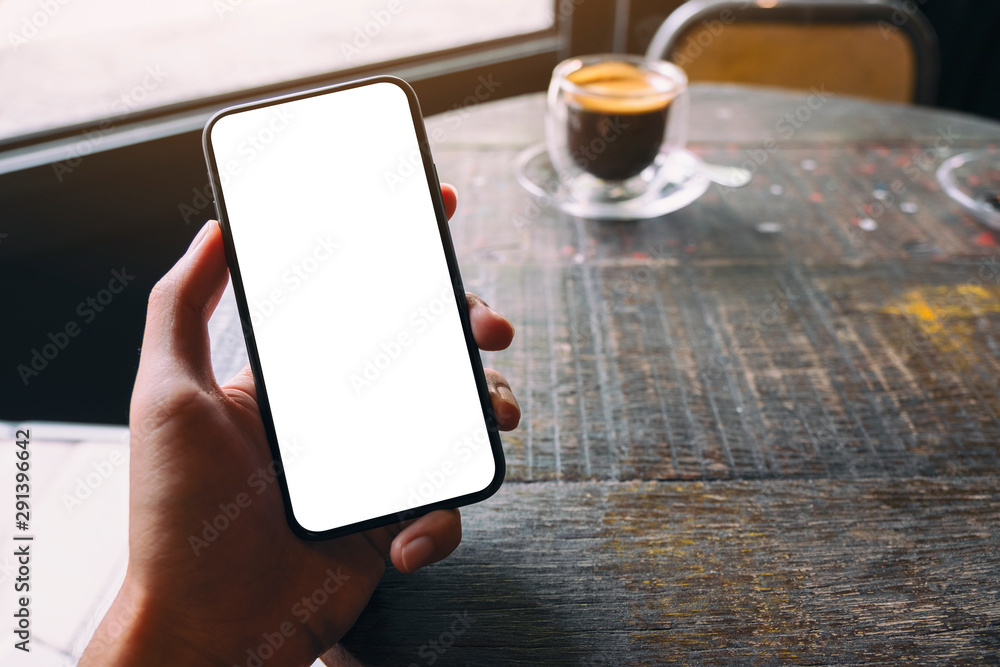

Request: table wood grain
left=344, top=478, right=999, bottom=665
left=320, top=85, right=1000, bottom=665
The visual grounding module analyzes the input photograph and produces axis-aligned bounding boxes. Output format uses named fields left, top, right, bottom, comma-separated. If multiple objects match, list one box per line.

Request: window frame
left=0, top=0, right=630, bottom=425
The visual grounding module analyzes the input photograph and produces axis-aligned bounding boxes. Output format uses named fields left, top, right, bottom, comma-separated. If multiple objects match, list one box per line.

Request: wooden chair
left=645, top=0, right=939, bottom=104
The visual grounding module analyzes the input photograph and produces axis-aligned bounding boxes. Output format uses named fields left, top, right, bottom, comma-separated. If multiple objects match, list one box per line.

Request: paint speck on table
left=974, top=231, right=997, bottom=247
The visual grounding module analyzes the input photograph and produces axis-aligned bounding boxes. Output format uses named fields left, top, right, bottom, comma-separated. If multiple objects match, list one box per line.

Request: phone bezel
left=202, top=76, right=505, bottom=540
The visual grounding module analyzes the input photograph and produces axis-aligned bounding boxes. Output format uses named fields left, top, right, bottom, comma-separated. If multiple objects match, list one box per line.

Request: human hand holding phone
left=79, top=186, right=520, bottom=666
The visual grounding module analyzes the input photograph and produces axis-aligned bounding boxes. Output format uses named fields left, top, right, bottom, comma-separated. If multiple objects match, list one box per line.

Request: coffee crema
left=565, top=62, right=677, bottom=181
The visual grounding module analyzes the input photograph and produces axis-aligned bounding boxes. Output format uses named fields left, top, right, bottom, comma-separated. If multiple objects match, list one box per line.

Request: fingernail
left=496, top=385, right=519, bottom=420
left=480, top=300, right=508, bottom=323
left=401, top=535, right=435, bottom=571
left=187, top=220, right=214, bottom=253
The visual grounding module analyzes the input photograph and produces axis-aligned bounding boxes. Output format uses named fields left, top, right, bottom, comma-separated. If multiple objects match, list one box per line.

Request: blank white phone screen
left=208, top=82, right=497, bottom=533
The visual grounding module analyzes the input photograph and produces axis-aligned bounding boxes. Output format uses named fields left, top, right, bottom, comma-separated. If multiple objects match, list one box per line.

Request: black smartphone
left=202, top=76, right=505, bottom=540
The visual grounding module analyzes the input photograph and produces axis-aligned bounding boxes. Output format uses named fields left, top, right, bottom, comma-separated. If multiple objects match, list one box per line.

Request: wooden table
left=324, top=86, right=1000, bottom=665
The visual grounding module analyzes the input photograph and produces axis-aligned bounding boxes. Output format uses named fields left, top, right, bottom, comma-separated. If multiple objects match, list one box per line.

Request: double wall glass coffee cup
left=546, top=54, right=689, bottom=206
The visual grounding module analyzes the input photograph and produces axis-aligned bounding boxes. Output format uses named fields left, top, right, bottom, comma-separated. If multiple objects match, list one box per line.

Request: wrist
left=81, top=574, right=327, bottom=667
left=80, top=576, right=220, bottom=667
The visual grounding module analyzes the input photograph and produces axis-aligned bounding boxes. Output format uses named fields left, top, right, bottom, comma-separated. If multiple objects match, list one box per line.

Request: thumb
left=132, top=220, right=230, bottom=400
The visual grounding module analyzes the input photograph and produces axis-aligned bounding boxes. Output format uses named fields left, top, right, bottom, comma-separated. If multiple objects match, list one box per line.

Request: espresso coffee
left=565, top=62, right=676, bottom=181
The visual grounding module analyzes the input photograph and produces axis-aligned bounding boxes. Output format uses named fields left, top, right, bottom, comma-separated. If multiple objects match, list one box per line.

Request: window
left=1, top=0, right=554, bottom=141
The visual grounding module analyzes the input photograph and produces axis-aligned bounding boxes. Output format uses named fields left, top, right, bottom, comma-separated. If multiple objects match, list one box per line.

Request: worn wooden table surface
left=328, top=86, right=1000, bottom=665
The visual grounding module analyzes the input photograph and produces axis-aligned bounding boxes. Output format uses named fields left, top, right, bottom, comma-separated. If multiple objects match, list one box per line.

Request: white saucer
left=514, top=143, right=711, bottom=220
left=936, top=149, right=1000, bottom=232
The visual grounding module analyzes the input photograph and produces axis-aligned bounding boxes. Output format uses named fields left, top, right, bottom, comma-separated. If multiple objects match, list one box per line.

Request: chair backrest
left=645, top=0, right=939, bottom=105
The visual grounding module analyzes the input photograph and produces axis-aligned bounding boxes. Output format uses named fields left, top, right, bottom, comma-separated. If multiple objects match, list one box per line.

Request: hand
left=81, top=184, right=520, bottom=666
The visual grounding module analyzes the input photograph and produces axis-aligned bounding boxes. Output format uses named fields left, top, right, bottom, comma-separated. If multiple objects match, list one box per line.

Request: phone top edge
left=202, top=76, right=423, bottom=213
left=202, top=75, right=419, bottom=138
